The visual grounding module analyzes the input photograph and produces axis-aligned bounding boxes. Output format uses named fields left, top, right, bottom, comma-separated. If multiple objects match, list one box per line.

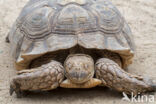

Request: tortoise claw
left=151, top=82, right=156, bottom=91
left=5, top=33, right=10, bottom=43
left=153, top=85, right=156, bottom=91
left=10, top=84, right=14, bottom=96
left=10, top=80, right=23, bottom=98
left=142, top=77, right=156, bottom=92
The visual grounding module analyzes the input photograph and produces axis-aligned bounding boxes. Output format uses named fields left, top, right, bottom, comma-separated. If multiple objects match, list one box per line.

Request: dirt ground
left=0, top=0, right=156, bottom=104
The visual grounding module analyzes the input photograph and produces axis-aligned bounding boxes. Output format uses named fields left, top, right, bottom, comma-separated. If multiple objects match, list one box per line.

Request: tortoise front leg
left=10, top=60, right=64, bottom=98
left=95, top=58, right=156, bottom=95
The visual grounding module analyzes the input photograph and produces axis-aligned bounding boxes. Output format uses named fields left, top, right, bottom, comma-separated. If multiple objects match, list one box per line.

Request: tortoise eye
left=67, top=62, right=73, bottom=69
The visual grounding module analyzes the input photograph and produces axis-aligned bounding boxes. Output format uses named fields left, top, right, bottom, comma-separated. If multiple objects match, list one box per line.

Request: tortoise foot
left=95, top=58, right=156, bottom=95
left=10, top=60, right=64, bottom=97
left=10, top=82, right=23, bottom=98
left=5, top=33, right=10, bottom=43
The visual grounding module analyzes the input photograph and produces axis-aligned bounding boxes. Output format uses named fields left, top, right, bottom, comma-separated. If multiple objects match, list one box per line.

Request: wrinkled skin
left=9, top=48, right=156, bottom=98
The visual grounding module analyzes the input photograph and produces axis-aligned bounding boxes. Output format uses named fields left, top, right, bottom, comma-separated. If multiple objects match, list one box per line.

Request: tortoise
left=7, top=0, right=156, bottom=97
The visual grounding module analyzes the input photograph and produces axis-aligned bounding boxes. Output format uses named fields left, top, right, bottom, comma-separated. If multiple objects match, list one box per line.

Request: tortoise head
left=64, top=54, right=94, bottom=84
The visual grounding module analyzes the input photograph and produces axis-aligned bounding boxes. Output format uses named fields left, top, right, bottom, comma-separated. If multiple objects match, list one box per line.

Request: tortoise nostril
left=67, top=63, right=73, bottom=69
left=75, top=67, right=81, bottom=71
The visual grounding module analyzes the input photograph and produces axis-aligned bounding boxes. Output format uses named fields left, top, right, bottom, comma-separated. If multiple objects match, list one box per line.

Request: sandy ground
left=0, top=0, right=156, bottom=104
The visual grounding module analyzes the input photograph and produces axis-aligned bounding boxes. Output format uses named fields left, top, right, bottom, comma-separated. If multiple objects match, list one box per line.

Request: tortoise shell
left=8, top=0, right=135, bottom=70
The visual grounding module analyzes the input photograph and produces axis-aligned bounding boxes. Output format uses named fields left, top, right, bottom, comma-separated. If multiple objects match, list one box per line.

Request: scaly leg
left=10, top=60, right=64, bottom=97
left=95, top=58, right=156, bottom=95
